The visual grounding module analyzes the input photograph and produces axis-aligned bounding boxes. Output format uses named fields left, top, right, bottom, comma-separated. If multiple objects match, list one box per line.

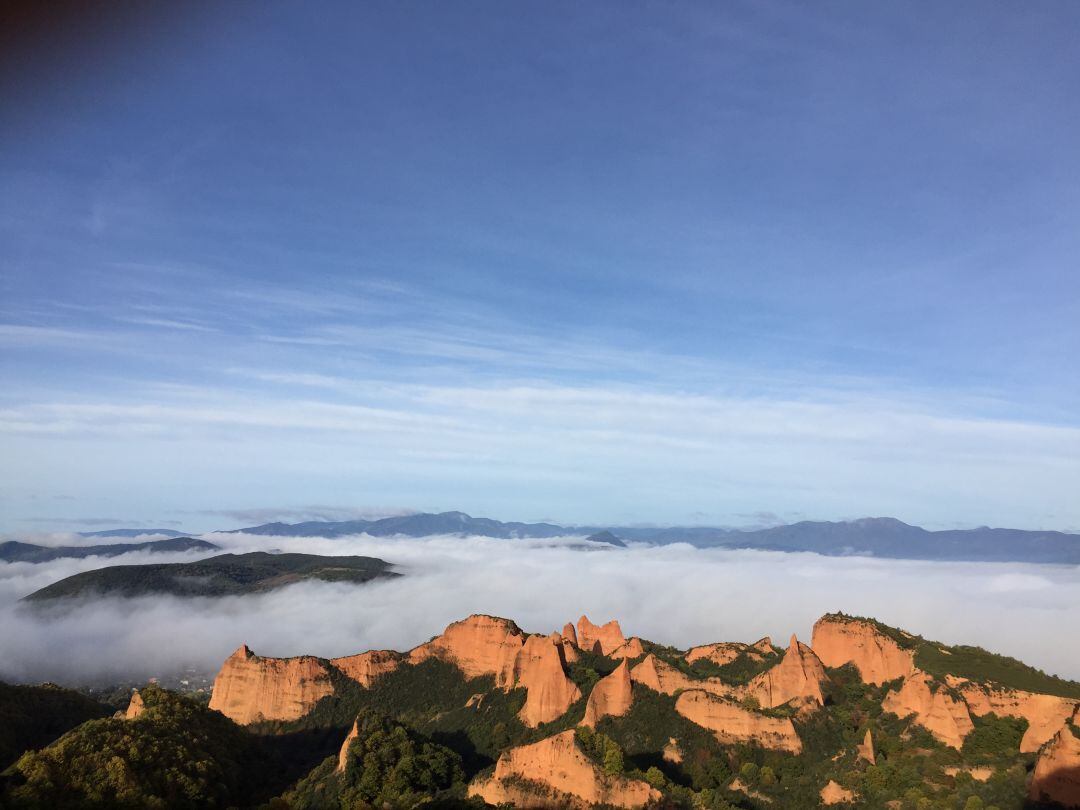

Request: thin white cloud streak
left=1, top=534, right=1078, bottom=687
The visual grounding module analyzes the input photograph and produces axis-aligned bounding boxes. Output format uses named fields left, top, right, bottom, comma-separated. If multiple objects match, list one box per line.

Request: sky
left=2, top=2, right=1079, bottom=533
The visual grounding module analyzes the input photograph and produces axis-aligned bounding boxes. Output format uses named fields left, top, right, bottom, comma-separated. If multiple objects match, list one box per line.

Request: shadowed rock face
left=502, top=634, right=582, bottom=727
left=947, top=676, right=1079, bottom=752
left=674, top=690, right=802, bottom=753
left=330, top=650, right=402, bottom=687
left=582, top=659, right=633, bottom=727
left=882, top=670, right=974, bottom=749
left=467, top=730, right=660, bottom=809
left=208, top=645, right=336, bottom=724
left=745, top=634, right=829, bottom=709
left=408, top=614, right=525, bottom=678
left=576, top=615, right=626, bottom=656
left=811, top=616, right=914, bottom=685
left=1029, top=713, right=1080, bottom=806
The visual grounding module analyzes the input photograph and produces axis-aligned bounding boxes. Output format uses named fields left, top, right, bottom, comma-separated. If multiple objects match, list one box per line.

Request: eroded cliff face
left=745, top=634, right=829, bottom=709
left=686, top=642, right=754, bottom=667
left=330, top=650, right=402, bottom=688
left=577, top=615, right=626, bottom=656
left=948, top=677, right=1079, bottom=753
left=582, top=659, right=633, bottom=727
left=610, top=638, right=645, bottom=660
left=811, top=616, right=915, bottom=685
left=674, top=689, right=802, bottom=753
left=467, top=730, right=660, bottom=809
left=1028, top=715, right=1080, bottom=807
left=631, top=654, right=731, bottom=698
left=881, top=671, right=973, bottom=749
left=408, top=614, right=525, bottom=679
left=502, top=634, right=582, bottom=727
left=208, top=645, right=336, bottom=725
left=561, top=623, right=579, bottom=646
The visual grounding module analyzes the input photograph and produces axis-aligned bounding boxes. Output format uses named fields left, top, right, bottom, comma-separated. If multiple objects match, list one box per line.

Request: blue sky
left=2, top=2, right=1078, bottom=533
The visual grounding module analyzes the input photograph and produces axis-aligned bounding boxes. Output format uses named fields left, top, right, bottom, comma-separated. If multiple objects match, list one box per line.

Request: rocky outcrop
left=208, top=645, right=336, bottom=724
left=821, top=780, right=855, bottom=804
left=552, top=633, right=580, bottom=665
left=811, top=615, right=914, bottom=685
left=745, top=634, right=829, bottom=709
left=949, top=677, right=1079, bottom=752
left=663, top=737, right=682, bottom=764
left=124, top=690, right=145, bottom=719
left=330, top=650, right=402, bottom=687
left=582, top=660, right=633, bottom=727
left=631, top=654, right=731, bottom=698
left=881, top=671, right=973, bottom=749
left=408, top=614, right=525, bottom=679
left=610, top=638, right=645, bottom=660
left=753, top=636, right=777, bottom=655
left=675, top=689, right=802, bottom=753
left=562, top=623, right=579, bottom=646
left=1028, top=718, right=1080, bottom=807
left=502, top=634, right=582, bottom=727
left=857, top=729, right=875, bottom=764
left=467, top=729, right=660, bottom=809
left=686, top=642, right=753, bottom=667
left=577, top=616, right=626, bottom=656
left=336, top=717, right=359, bottom=772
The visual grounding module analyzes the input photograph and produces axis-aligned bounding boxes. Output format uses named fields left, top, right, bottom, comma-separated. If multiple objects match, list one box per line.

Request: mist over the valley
left=1, top=532, right=1079, bottom=686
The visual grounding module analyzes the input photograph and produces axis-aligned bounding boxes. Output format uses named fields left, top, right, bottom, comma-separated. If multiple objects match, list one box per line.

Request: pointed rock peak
left=125, top=689, right=145, bottom=719
left=582, top=658, right=633, bottom=727
left=561, top=622, right=578, bottom=646
left=336, top=717, right=360, bottom=773
left=230, top=644, right=254, bottom=660
left=753, top=636, right=776, bottom=654
left=506, top=634, right=582, bottom=727
left=788, top=633, right=799, bottom=649
left=857, top=729, right=875, bottom=764
left=577, top=615, right=626, bottom=656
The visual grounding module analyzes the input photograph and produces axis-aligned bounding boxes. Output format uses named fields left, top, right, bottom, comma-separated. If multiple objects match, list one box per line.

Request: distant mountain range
left=77, top=529, right=187, bottom=539
left=226, top=511, right=1080, bottom=564
left=21, top=551, right=397, bottom=601
left=0, top=537, right=220, bottom=564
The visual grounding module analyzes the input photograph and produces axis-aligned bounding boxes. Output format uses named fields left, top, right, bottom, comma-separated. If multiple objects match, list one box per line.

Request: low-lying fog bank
left=1, top=531, right=1078, bottom=685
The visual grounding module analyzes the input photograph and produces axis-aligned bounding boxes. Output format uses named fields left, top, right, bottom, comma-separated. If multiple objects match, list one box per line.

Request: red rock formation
left=821, top=780, right=855, bottom=804
left=686, top=642, right=752, bottom=666
left=502, top=634, right=582, bottom=727
left=577, top=615, right=626, bottom=656
left=467, top=730, right=660, bottom=809
left=562, top=623, right=579, bottom=646
left=675, top=689, right=802, bottom=753
left=631, top=654, right=731, bottom=698
left=753, top=636, right=777, bottom=655
left=551, top=632, right=580, bottom=665
left=408, top=614, right=525, bottom=679
left=857, top=729, right=875, bottom=765
left=124, top=690, right=145, bottom=719
left=745, top=634, right=829, bottom=709
left=336, top=717, right=359, bottom=772
left=949, top=677, right=1079, bottom=753
left=1028, top=717, right=1080, bottom=807
left=208, top=645, right=336, bottom=725
left=881, top=670, right=973, bottom=749
left=582, top=659, right=633, bottom=727
left=330, top=650, right=402, bottom=688
left=811, top=615, right=914, bottom=685
left=610, top=638, right=645, bottom=660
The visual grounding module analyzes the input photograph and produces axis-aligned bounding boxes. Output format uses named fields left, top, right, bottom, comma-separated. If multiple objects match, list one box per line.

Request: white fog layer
left=1, top=532, right=1079, bottom=685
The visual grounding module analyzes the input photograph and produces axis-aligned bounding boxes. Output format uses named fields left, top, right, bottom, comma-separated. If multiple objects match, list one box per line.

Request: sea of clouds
left=2, top=532, right=1079, bottom=686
